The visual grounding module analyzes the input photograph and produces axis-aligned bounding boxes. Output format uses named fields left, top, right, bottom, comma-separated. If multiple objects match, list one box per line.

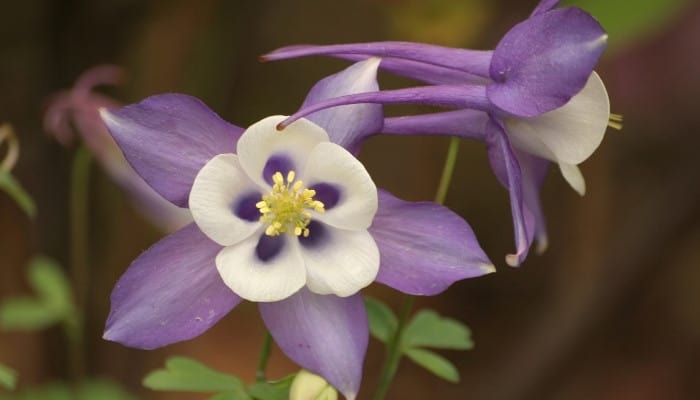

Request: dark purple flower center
left=308, top=183, right=341, bottom=210
left=299, top=221, right=328, bottom=249
left=232, top=192, right=262, bottom=221
left=262, top=154, right=294, bottom=185
left=255, top=234, right=285, bottom=262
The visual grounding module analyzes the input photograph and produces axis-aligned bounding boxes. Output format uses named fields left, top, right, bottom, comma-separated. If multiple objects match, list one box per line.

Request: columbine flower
left=100, top=59, right=493, bottom=399
left=44, top=65, right=191, bottom=231
left=261, top=0, right=612, bottom=266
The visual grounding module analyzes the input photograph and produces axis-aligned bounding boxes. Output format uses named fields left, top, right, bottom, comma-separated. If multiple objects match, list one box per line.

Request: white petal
left=302, top=142, right=378, bottom=230
left=559, top=162, right=586, bottom=196
left=301, top=225, right=379, bottom=297
left=216, top=233, right=306, bottom=302
left=504, top=71, right=609, bottom=165
left=237, top=116, right=329, bottom=188
left=189, top=154, right=262, bottom=246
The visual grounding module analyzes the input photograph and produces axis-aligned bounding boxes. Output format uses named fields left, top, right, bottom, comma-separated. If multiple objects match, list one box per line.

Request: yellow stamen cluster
left=256, top=170, right=325, bottom=237
left=608, top=113, right=624, bottom=130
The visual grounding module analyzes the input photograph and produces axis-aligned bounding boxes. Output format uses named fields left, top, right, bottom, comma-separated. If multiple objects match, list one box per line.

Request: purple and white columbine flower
left=262, top=0, right=611, bottom=266
left=100, top=59, right=493, bottom=399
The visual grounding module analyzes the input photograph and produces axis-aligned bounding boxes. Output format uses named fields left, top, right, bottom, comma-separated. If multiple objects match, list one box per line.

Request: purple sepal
left=259, top=289, right=367, bottom=400
left=530, top=0, right=562, bottom=16
left=263, top=42, right=493, bottom=78
left=485, top=118, right=534, bottom=266
left=488, top=7, right=606, bottom=117
left=104, top=224, right=241, bottom=349
left=370, top=190, right=494, bottom=295
left=302, top=59, right=383, bottom=153
left=101, top=94, right=243, bottom=207
left=516, top=150, right=551, bottom=253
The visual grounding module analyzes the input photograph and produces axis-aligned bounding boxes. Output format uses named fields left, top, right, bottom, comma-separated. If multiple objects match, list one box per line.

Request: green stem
left=256, top=332, right=273, bottom=382
left=372, top=137, right=461, bottom=400
left=434, top=137, right=460, bottom=205
left=372, top=296, right=415, bottom=400
left=68, top=145, right=91, bottom=383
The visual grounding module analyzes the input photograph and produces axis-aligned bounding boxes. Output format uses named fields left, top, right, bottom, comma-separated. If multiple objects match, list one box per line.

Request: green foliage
left=365, top=297, right=473, bottom=382
left=0, top=257, right=74, bottom=331
left=248, top=375, right=295, bottom=400
left=144, top=356, right=294, bottom=400
left=143, top=357, right=249, bottom=397
left=0, top=171, right=36, bottom=218
left=567, top=0, right=688, bottom=48
left=0, top=379, right=136, bottom=400
left=0, top=364, right=17, bottom=390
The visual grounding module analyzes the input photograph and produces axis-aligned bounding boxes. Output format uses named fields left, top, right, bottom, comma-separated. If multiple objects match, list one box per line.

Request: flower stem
left=434, top=137, right=460, bottom=205
left=372, top=137, right=461, bottom=400
left=68, top=145, right=91, bottom=383
left=372, top=296, right=415, bottom=400
left=256, top=331, right=273, bottom=382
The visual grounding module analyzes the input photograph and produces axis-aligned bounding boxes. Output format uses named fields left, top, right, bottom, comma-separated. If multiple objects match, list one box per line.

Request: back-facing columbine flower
left=100, top=59, right=494, bottom=399
left=262, top=0, right=611, bottom=266
left=44, top=65, right=191, bottom=232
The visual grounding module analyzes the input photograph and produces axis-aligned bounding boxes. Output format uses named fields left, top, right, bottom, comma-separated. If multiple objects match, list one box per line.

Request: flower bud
left=290, top=370, right=338, bottom=400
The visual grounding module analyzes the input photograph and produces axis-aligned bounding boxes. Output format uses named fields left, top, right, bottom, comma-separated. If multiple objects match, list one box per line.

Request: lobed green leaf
left=143, top=356, right=247, bottom=394
left=404, top=348, right=460, bottom=383
left=401, top=310, right=473, bottom=350
left=364, top=297, right=397, bottom=343
left=248, top=374, right=295, bottom=400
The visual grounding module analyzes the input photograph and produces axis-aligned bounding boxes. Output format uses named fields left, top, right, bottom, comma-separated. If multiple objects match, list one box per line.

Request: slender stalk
left=371, top=296, right=415, bottom=400
left=256, top=332, right=273, bottom=382
left=372, top=137, right=461, bottom=400
left=68, top=145, right=91, bottom=383
left=434, top=137, right=460, bottom=205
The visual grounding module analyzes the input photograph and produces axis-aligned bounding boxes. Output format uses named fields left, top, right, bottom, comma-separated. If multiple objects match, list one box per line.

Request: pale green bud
left=289, top=370, right=338, bottom=400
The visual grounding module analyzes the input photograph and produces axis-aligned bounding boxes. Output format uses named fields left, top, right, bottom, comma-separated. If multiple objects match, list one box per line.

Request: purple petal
left=263, top=42, right=493, bottom=78
left=485, top=118, right=534, bottom=267
left=280, top=85, right=490, bottom=129
left=259, top=289, right=367, bottom=400
left=369, top=190, right=494, bottom=295
left=104, top=223, right=241, bottom=349
left=488, top=7, right=607, bottom=117
left=100, top=94, right=243, bottom=207
left=301, top=59, right=383, bottom=152
left=382, top=109, right=489, bottom=141
left=530, top=0, right=561, bottom=16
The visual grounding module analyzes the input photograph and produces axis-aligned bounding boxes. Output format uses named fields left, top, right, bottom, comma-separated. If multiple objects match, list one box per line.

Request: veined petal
left=104, top=224, right=240, bottom=349
left=369, top=190, right=494, bottom=295
left=259, top=289, right=367, bottom=400
left=488, top=8, right=607, bottom=117
left=302, top=58, right=383, bottom=152
left=279, top=85, right=490, bottom=129
left=503, top=72, right=610, bottom=165
left=559, top=162, right=586, bottom=196
left=100, top=94, right=242, bottom=207
left=382, top=109, right=489, bottom=141
left=486, top=118, right=534, bottom=267
left=530, top=0, right=561, bottom=16
left=302, top=142, right=377, bottom=231
left=237, top=116, right=329, bottom=188
left=300, top=223, right=379, bottom=297
left=216, top=233, right=306, bottom=302
left=189, top=154, right=262, bottom=246
left=263, top=42, right=493, bottom=78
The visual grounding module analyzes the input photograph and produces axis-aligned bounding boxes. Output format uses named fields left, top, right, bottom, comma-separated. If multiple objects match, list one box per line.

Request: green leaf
left=27, top=257, right=72, bottom=314
left=0, top=171, right=36, bottom=218
left=0, top=363, right=17, bottom=390
left=566, top=0, right=689, bottom=48
left=404, top=348, right=459, bottom=383
left=77, top=379, right=138, bottom=400
left=143, top=356, right=247, bottom=394
left=248, top=374, right=294, bottom=400
left=401, top=310, right=473, bottom=350
left=364, top=297, right=397, bottom=343
left=0, top=297, right=61, bottom=330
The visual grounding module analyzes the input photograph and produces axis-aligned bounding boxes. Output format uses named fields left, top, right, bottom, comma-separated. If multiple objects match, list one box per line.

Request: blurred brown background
left=1, top=0, right=699, bottom=399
